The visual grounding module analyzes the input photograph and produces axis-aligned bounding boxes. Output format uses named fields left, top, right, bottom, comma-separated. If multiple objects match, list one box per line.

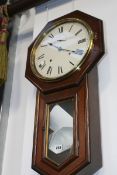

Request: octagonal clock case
left=25, top=10, right=104, bottom=175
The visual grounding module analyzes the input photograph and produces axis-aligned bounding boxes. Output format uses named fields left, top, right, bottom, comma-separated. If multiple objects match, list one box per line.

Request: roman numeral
left=69, top=25, right=73, bottom=32
left=58, top=66, right=63, bottom=74
left=41, top=44, right=48, bottom=47
left=69, top=61, right=74, bottom=66
left=39, top=61, right=46, bottom=70
left=78, top=38, right=86, bottom=44
left=37, top=54, right=45, bottom=60
left=75, top=29, right=82, bottom=36
left=58, top=26, right=63, bottom=33
left=47, top=66, right=52, bottom=75
left=49, top=34, right=54, bottom=38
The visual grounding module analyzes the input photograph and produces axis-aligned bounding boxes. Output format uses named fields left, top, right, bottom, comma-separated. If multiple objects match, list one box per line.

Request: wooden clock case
left=25, top=10, right=105, bottom=175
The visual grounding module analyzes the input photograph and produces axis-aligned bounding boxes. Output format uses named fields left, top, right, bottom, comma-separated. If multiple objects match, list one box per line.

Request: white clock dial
left=31, top=19, right=93, bottom=80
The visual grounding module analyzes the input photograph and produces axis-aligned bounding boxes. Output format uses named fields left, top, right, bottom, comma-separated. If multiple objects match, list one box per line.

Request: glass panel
left=45, top=98, right=75, bottom=166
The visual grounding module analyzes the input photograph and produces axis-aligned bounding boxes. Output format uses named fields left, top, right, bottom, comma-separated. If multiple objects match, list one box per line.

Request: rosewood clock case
left=25, top=10, right=105, bottom=175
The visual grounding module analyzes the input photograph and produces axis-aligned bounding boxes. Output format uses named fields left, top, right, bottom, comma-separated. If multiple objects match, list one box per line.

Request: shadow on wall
left=0, top=85, right=4, bottom=110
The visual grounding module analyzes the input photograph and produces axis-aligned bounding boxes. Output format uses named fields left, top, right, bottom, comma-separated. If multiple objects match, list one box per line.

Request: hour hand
left=48, top=42, right=59, bottom=49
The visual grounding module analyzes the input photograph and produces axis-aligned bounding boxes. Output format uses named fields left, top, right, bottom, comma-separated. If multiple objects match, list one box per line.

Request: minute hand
left=58, top=48, right=84, bottom=55
left=48, top=42, right=83, bottom=55
left=48, top=42, right=70, bottom=51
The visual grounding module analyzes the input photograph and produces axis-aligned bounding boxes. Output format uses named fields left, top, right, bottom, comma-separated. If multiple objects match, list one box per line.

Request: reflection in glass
left=45, top=98, right=75, bottom=166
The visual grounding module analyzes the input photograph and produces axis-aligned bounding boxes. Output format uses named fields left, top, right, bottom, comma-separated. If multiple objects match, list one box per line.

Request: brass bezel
left=30, top=18, right=94, bottom=82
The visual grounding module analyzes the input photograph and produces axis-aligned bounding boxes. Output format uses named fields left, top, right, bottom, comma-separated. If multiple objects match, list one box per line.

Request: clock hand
left=49, top=44, right=71, bottom=52
left=58, top=48, right=72, bottom=52
left=41, top=39, right=66, bottom=47
left=48, top=42, right=60, bottom=49
left=59, top=48, right=84, bottom=55
left=47, top=42, right=84, bottom=55
left=48, top=42, right=69, bottom=52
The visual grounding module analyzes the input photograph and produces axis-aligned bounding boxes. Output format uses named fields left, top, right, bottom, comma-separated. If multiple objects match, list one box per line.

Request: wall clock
left=25, top=10, right=104, bottom=175
left=30, top=18, right=93, bottom=81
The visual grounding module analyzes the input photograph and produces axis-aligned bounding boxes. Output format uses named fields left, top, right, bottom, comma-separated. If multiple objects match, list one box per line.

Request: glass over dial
left=31, top=19, right=93, bottom=80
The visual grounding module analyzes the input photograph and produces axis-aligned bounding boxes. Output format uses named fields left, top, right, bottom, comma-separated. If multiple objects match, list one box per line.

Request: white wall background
left=1, top=0, right=117, bottom=175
